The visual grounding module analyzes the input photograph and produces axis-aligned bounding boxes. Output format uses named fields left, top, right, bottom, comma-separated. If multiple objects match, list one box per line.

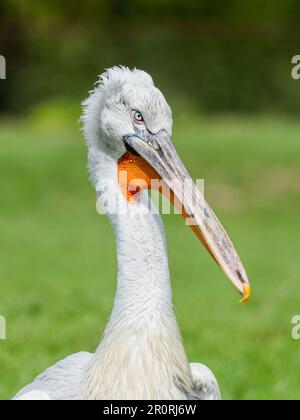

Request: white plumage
left=14, top=354, right=220, bottom=400
left=13, top=66, right=250, bottom=400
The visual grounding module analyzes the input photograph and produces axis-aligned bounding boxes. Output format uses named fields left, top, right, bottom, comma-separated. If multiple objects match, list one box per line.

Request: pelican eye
left=133, top=111, right=144, bottom=124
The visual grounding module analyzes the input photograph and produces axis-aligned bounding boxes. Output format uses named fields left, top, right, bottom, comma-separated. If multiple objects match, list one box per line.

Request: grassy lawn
left=0, top=106, right=299, bottom=399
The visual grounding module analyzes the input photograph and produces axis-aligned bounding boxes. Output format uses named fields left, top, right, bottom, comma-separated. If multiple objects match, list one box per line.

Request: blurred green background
left=1, top=0, right=300, bottom=400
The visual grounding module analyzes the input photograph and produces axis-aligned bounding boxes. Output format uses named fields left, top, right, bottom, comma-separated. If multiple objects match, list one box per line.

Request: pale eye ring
left=133, top=111, right=144, bottom=124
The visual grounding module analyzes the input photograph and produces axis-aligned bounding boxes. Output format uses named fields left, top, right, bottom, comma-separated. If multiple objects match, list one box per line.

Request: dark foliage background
left=1, top=0, right=300, bottom=114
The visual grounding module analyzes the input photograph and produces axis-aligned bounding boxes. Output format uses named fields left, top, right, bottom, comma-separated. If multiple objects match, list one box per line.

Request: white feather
left=15, top=391, right=51, bottom=401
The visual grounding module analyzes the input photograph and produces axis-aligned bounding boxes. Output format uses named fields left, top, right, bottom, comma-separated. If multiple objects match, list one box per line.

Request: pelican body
left=13, top=67, right=250, bottom=400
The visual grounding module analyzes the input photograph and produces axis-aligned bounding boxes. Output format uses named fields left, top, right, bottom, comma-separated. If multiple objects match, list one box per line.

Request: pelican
left=14, top=67, right=250, bottom=400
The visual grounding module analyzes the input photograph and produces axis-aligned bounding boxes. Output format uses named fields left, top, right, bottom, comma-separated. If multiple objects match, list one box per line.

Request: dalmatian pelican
left=13, top=67, right=250, bottom=400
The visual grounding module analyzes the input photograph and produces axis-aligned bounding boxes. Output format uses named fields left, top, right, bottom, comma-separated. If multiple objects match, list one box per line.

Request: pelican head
left=82, top=66, right=250, bottom=302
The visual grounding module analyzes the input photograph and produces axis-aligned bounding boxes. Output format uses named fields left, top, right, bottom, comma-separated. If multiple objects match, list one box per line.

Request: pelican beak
left=123, top=131, right=251, bottom=302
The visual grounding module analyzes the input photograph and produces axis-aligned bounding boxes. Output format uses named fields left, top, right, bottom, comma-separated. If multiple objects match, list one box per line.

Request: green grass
left=0, top=107, right=300, bottom=400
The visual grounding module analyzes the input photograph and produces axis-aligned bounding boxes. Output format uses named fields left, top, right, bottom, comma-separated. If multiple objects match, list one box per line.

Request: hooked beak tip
left=240, top=284, right=251, bottom=303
